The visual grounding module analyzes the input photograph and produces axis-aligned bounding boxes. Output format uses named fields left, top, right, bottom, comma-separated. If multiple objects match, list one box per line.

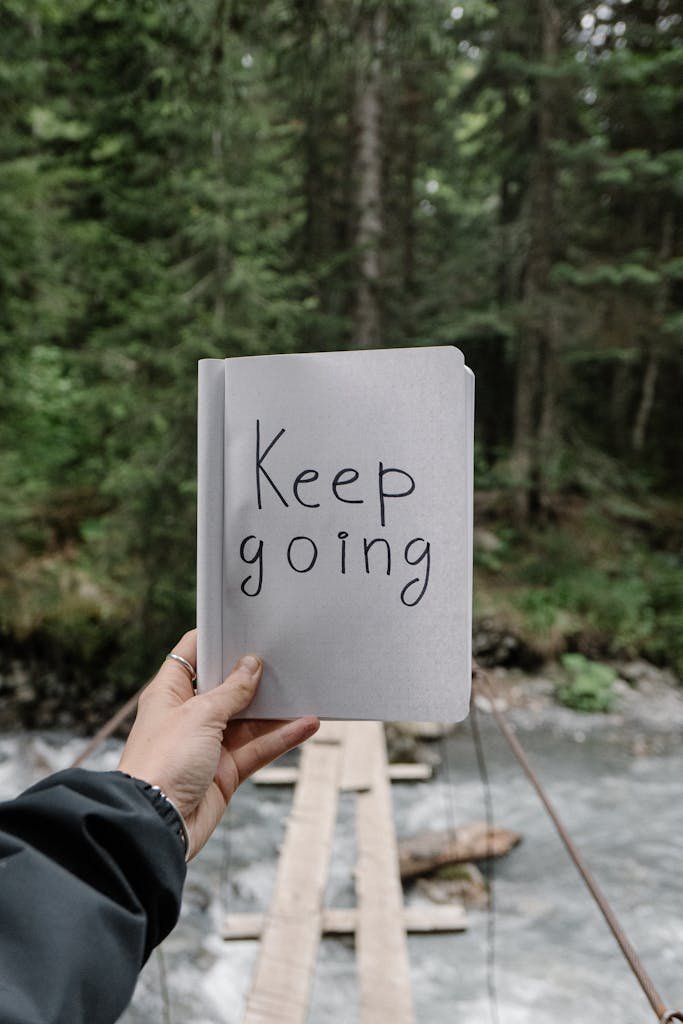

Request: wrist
left=120, top=772, right=191, bottom=861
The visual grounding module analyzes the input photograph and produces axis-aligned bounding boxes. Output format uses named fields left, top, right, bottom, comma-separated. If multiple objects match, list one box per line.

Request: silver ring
left=165, top=653, right=197, bottom=683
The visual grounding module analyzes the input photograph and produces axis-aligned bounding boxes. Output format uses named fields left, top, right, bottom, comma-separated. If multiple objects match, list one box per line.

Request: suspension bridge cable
left=473, top=662, right=683, bottom=1024
left=69, top=684, right=146, bottom=768
left=470, top=696, right=501, bottom=1024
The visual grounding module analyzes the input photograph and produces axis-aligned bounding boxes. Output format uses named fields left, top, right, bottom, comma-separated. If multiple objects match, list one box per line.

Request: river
left=1, top=671, right=682, bottom=1024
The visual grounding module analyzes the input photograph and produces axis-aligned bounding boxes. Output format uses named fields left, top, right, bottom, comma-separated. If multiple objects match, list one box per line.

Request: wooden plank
left=327, top=902, right=466, bottom=935
left=355, top=721, right=415, bottom=1024
left=313, top=719, right=347, bottom=744
left=402, top=903, right=466, bottom=933
left=340, top=719, right=373, bottom=791
left=241, top=720, right=344, bottom=1024
left=252, top=766, right=300, bottom=786
left=224, top=912, right=270, bottom=940
left=224, top=904, right=467, bottom=940
left=253, top=762, right=431, bottom=788
left=387, top=763, right=432, bottom=783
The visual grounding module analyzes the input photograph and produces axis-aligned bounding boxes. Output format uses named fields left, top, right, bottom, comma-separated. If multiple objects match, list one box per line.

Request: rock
left=385, top=723, right=443, bottom=768
left=473, top=694, right=508, bottom=714
left=474, top=528, right=503, bottom=554
left=417, top=862, right=488, bottom=908
left=631, top=736, right=649, bottom=757
left=398, top=823, right=522, bottom=881
left=183, top=881, right=212, bottom=913
left=419, top=743, right=443, bottom=769
left=618, top=660, right=678, bottom=688
left=473, top=620, right=520, bottom=666
left=619, top=660, right=655, bottom=685
left=16, top=682, right=37, bottom=703
left=472, top=617, right=547, bottom=669
left=384, top=723, right=421, bottom=763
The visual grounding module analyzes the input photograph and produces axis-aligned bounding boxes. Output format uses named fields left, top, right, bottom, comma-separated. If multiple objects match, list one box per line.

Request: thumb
left=200, top=655, right=262, bottom=723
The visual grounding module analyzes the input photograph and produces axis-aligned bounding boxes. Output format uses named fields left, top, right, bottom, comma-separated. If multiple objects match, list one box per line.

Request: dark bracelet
left=122, top=773, right=191, bottom=861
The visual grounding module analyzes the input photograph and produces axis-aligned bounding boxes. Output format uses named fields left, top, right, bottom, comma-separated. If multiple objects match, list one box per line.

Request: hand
left=118, top=629, right=320, bottom=859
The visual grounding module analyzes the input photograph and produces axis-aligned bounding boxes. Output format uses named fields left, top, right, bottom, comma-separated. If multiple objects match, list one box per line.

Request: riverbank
left=384, top=658, right=683, bottom=773
left=1, top=492, right=681, bottom=733
left=474, top=660, right=683, bottom=740
left=1, top=629, right=680, bottom=738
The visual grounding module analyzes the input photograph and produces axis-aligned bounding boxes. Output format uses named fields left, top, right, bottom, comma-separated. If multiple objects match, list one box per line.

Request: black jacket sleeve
left=0, top=768, right=187, bottom=1024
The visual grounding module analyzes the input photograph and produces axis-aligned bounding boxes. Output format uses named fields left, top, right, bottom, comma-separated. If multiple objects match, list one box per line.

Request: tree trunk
left=211, top=0, right=227, bottom=328
left=632, top=354, right=659, bottom=454
left=631, top=209, right=673, bottom=453
left=399, top=73, right=420, bottom=338
left=537, top=305, right=561, bottom=504
left=610, top=357, right=633, bottom=452
left=510, top=329, right=541, bottom=522
left=352, top=3, right=386, bottom=348
left=511, top=0, right=561, bottom=521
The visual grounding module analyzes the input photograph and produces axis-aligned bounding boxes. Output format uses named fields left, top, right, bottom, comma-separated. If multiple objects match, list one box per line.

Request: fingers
left=201, top=654, right=263, bottom=721
left=146, top=635, right=259, bottom=715
left=146, top=636, right=309, bottom=766
left=144, top=629, right=198, bottom=704
left=170, top=629, right=198, bottom=666
left=227, top=717, right=321, bottom=784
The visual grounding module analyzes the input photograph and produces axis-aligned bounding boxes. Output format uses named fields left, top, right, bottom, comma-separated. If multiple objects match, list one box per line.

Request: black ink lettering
left=332, top=468, right=363, bottom=504
left=256, top=419, right=288, bottom=510
left=293, top=469, right=320, bottom=508
left=239, top=535, right=264, bottom=597
left=363, top=537, right=391, bottom=576
left=338, top=531, right=349, bottom=574
left=400, top=537, right=431, bottom=607
left=378, top=462, right=415, bottom=527
left=287, top=535, right=318, bottom=573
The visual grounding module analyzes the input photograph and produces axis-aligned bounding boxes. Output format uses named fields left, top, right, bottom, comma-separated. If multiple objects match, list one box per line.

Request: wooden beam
left=340, top=718, right=374, bottom=791
left=224, top=904, right=467, bottom=941
left=386, top=763, right=432, bottom=783
left=251, top=766, right=300, bottom=786
left=253, top=762, right=432, bottom=788
left=355, top=722, right=415, bottom=1024
left=241, top=721, right=344, bottom=1024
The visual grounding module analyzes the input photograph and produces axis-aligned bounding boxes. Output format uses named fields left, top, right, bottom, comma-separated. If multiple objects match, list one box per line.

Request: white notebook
left=197, top=346, right=473, bottom=721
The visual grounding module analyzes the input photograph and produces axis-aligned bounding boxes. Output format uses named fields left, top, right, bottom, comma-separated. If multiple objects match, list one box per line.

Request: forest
left=0, top=0, right=681, bottom=722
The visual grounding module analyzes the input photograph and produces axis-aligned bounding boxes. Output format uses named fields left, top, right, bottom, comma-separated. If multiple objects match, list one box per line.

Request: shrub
left=557, top=653, right=617, bottom=712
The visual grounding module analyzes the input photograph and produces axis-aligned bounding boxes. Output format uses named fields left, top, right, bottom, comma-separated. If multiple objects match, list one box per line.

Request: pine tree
left=555, top=0, right=682, bottom=484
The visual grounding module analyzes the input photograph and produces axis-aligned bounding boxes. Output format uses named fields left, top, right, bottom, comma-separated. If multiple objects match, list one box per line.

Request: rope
left=470, top=697, right=500, bottom=1024
left=220, top=810, right=233, bottom=914
left=156, top=944, right=173, bottom=1024
left=69, top=685, right=145, bottom=768
left=473, top=662, right=682, bottom=1024
left=439, top=725, right=460, bottom=844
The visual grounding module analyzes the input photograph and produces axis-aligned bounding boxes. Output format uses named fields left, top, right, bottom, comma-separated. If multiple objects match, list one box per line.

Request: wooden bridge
left=224, top=721, right=467, bottom=1024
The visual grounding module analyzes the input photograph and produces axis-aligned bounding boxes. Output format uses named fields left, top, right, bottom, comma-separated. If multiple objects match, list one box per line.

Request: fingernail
left=303, top=718, right=320, bottom=739
left=238, top=654, right=261, bottom=676
left=290, top=717, right=319, bottom=742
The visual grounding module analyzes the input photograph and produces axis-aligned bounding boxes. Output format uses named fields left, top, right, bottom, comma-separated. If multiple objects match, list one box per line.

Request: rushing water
left=1, top=697, right=682, bottom=1024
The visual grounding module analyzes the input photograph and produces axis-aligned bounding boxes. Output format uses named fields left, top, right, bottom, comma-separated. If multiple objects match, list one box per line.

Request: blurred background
left=0, top=0, right=681, bottom=725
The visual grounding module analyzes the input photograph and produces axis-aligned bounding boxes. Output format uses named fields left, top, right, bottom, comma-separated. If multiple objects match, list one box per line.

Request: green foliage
left=0, top=0, right=314, bottom=686
left=478, top=506, right=683, bottom=677
left=0, top=0, right=681, bottom=701
left=557, top=654, right=617, bottom=713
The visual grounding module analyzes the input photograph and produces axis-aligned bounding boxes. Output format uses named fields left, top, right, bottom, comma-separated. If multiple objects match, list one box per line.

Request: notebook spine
left=196, top=359, right=226, bottom=690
